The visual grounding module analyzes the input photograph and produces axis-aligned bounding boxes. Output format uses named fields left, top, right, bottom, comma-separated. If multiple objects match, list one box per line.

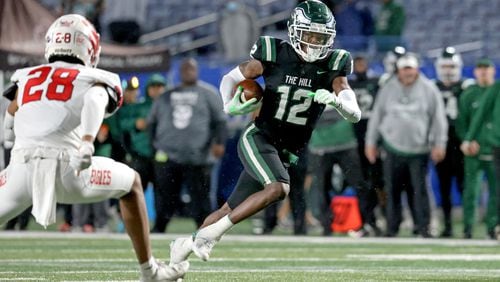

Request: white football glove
left=226, top=86, right=261, bottom=115
left=309, top=89, right=339, bottom=107
left=3, top=110, right=15, bottom=149
left=70, top=141, right=95, bottom=173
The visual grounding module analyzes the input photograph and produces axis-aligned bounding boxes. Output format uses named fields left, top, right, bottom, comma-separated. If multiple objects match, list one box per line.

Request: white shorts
left=0, top=154, right=135, bottom=226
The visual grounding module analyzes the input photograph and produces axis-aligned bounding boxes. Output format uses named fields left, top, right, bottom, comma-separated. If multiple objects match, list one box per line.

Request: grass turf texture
left=1, top=231, right=499, bottom=281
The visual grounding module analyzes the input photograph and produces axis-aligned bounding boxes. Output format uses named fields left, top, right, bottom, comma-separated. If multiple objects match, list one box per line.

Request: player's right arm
left=70, top=85, right=109, bottom=173
left=219, top=60, right=263, bottom=115
left=220, top=36, right=275, bottom=115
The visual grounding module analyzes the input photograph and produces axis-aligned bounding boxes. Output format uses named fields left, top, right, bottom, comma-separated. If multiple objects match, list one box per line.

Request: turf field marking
left=0, top=232, right=497, bottom=247
left=348, top=254, right=500, bottom=261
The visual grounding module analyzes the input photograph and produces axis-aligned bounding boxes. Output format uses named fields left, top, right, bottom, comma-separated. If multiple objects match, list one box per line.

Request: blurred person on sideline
left=0, top=14, right=187, bottom=281
left=433, top=47, right=473, bottom=237
left=349, top=55, right=384, bottom=236
left=461, top=62, right=500, bottom=241
left=456, top=58, right=497, bottom=239
left=148, top=58, right=226, bottom=233
left=365, top=53, right=448, bottom=237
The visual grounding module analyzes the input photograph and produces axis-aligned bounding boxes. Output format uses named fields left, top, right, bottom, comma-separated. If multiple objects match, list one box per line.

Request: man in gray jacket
left=148, top=58, right=227, bottom=232
left=365, top=53, right=448, bottom=237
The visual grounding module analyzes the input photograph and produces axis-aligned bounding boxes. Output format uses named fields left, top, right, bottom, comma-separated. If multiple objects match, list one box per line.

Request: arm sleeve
left=428, top=86, right=448, bottom=148
left=81, top=86, right=109, bottom=138
left=334, top=89, right=361, bottom=123
left=465, top=86, right=497, bottom=141
left=220, top=66, right=246, bottom=112
left=365, top=87, right=387, bottom=146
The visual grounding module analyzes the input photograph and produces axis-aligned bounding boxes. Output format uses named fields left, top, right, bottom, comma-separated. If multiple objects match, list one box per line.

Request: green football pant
left=462, top=157, right=497, bottom=232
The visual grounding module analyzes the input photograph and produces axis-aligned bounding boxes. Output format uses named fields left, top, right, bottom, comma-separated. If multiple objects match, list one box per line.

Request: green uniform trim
left=328, top=49, right=348, bottom=71
left=260, top=36, right=276, bottom=63
left=240, top=124, right=276, bottom=184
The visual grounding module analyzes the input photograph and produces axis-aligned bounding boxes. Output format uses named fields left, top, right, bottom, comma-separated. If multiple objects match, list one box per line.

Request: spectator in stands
left=72, top=124, right=112, bottom=233
left=308, top=99, right=373, bottom=237
left=148, top=58, right=226, bottom=233
left=103, top=0, right=147, bottom=44
left=461, top=64, right=500, bottom=241
left=350, top=56, right=384, bottom=236
left=59, top=0, right=105, bottom=32
left=433, top=47, right=472, bottom=237
left=456, top=58, right=497, bottom=239
left=218, top=1, right=259, bottom=62
left=374, top=0, right=406, bottom=51
left=366, top=53, right=448, bottom=237
left=334, top=0, right=374, bottom=50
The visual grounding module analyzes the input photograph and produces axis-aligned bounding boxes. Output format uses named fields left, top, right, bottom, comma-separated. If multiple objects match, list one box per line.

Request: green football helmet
left=287, top=0, right=336, bottom=62
left=435, top=47, right=463, bottom=83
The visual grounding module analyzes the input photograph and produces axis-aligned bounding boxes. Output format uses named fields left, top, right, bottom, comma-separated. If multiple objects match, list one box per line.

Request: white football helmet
left=383, top=46, right=406, bottom=74
left=435, top=47, right=463, bottom=83
left=287, top=0, right=336, bottom=62
left=45, top=14, right=101, bottom=68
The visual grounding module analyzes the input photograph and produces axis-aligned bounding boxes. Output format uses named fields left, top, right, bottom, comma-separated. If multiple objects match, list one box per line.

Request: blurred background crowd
left=1, top=0, right=499, bottom=240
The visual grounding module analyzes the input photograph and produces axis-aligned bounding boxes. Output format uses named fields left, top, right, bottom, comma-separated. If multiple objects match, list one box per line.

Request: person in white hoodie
left=365, top=53, right=448, bottom=237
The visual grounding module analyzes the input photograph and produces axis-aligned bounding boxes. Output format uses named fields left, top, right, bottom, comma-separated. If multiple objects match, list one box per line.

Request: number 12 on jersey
left=274, top=85, right=312, bottom=125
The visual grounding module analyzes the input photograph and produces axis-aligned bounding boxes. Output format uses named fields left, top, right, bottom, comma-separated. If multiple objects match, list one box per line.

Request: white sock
left=140, top=256, right=158, bottom=275
left=196, top=215, right=234, bottom=240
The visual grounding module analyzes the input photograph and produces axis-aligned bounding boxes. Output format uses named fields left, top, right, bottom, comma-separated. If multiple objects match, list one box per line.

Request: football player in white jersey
left=0, top=14, right=188, bottom=281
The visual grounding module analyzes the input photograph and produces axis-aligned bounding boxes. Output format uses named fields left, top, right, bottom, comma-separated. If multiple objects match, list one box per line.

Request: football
left=234, top=79, right=264, bottom=103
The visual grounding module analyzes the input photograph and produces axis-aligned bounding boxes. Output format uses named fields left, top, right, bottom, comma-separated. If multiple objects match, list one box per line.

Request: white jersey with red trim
left=11, top=61, right=121, bottom=150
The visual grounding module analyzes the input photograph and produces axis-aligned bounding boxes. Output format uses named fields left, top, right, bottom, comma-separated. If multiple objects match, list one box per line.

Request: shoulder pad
left=328, top=49, right=352, bottom=73
left=461, top=78, right=475, bottom=90
left=79, top=68, right=123, bottom=116
left=250, top=36, right=282, bottom=63
left=10, top=66, right=40, bottom=83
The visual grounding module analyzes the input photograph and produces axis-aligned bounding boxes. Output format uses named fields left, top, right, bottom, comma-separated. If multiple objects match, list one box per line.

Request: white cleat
left=169, top=237, right=193, bottom=265
left=192, top=237, right=217, bottom=261
left=140, top=260, right=189, bottom=282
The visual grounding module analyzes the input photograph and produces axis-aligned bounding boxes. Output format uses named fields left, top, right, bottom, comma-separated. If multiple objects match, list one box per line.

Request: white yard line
left=0, top=231, right=498, bottom=247
left=348, top=254, right=500, bottom=261
left=2, top=268, right=500, bottom=275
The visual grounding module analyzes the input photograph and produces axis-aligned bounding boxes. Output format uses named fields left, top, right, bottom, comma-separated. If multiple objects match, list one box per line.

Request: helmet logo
left=59, top=20, right=74, bottom=27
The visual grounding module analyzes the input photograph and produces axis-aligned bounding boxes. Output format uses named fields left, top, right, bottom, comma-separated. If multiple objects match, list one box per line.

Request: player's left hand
left=308, top=89, right=339, bottom=106
left=70, top=141, right=95, bottom=173
left=226, top=86, right=260, bottom=115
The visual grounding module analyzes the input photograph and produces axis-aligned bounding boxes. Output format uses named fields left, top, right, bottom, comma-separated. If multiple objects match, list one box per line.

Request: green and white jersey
left=250, top=36, right=352, bottom=153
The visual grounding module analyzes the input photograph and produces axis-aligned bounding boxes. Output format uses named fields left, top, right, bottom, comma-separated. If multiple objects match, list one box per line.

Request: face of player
left=397, top=67, right=419, bottom=86
left=474, top=66, right=495, bottom=87
left=147, top=84, right=165, bottom=100
left=439, top=63, right=460, bottom=83
left=180, top=59, right=198, bottom=86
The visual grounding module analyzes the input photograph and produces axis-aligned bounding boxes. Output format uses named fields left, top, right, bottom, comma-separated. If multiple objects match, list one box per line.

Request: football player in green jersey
left=169, top=0, right=361, bottom=268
